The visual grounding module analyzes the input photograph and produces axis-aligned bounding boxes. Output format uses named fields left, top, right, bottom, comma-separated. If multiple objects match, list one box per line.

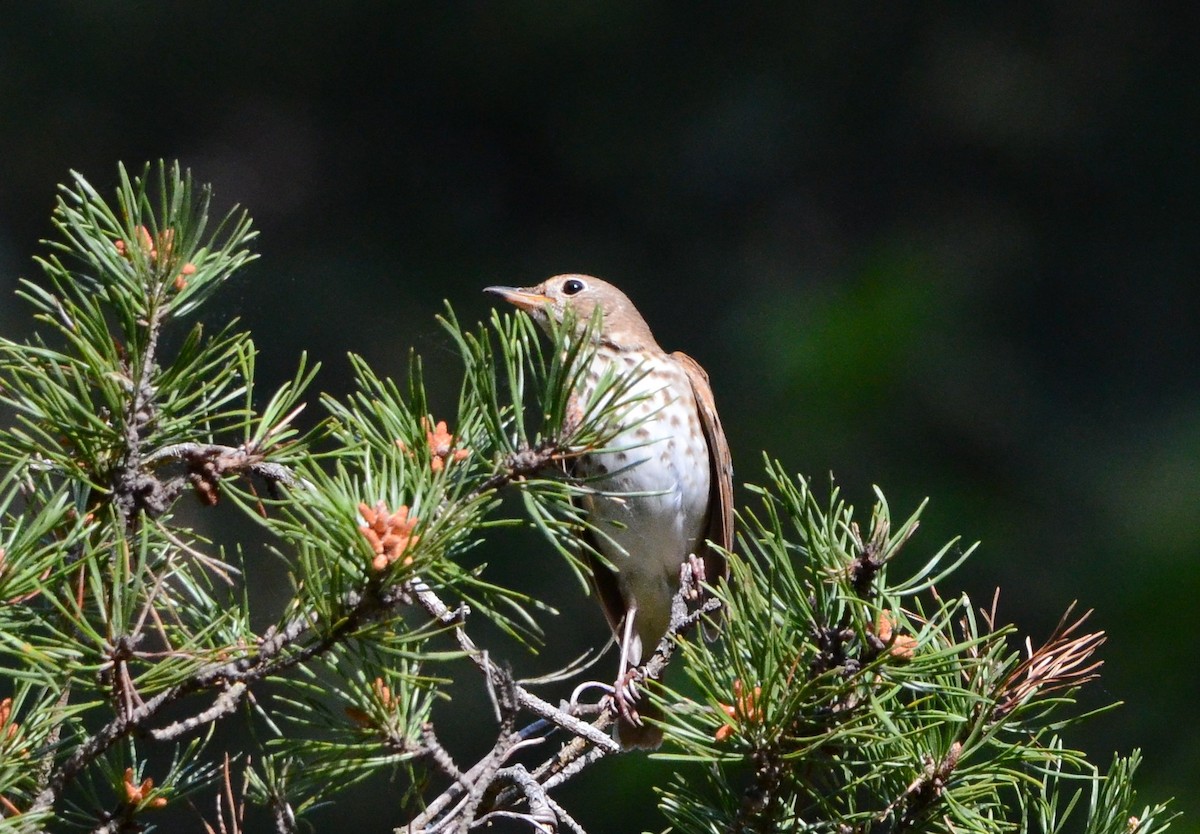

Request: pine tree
left=0, top=164, right=1176, bottom=833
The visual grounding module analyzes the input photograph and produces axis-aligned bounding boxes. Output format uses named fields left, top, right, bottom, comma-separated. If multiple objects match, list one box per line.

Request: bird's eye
left=562, top=278, right=586, bottom=296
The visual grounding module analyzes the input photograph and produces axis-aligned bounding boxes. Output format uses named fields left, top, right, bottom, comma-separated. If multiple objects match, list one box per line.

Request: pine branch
left=405, top=564, right=715, bottom=833
left=0, top=164, right=1174, bottom=834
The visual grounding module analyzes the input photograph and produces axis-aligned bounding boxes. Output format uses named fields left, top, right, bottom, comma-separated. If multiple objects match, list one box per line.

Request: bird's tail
left=616, top=699, right=663, bottom=750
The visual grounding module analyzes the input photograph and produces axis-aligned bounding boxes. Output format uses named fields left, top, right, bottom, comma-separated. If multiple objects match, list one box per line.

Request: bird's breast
left=577, top=351, right=712, bottom=581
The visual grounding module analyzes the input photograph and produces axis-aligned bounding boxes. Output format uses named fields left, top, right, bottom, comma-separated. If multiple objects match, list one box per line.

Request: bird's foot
left=684, top=553, right=707, bottom=599
left=567, top=680, right=614, bottom=713
left=612, top=667, right=644, bottom=726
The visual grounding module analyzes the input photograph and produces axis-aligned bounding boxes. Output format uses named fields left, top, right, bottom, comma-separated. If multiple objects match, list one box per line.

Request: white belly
left=579, top=352, right=712, bottom=662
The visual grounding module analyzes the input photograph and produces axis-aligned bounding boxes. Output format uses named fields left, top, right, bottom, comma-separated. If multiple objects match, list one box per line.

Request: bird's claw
left=684, top=553, right=707, bottom=599
left=568, top=680, right=615, bottom=710
left=612, top=668, right=644, bottom=726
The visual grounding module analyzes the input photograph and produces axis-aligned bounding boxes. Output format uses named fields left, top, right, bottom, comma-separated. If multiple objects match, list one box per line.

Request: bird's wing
left=583, top=543, right=627, bottom=639
left=672, top=352, right=733, bottom=610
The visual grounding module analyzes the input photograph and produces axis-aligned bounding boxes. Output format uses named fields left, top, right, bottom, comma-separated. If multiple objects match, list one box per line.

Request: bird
left=485, top=274, right=733, bottom=749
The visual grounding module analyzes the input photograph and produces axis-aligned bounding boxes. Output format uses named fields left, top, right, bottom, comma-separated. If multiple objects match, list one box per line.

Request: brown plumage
left=486, top=274, right=733, bottom=748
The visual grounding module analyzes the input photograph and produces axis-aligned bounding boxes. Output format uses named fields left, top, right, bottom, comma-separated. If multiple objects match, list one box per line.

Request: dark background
left=1, top=4, right=1196, bottom=831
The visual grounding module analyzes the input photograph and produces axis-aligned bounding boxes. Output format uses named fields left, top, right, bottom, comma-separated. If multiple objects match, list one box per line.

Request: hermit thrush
left=486, top=275, right=733, bottom=749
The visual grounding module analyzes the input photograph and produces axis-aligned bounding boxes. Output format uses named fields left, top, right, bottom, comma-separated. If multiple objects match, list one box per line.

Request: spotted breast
left=576, top=345, right=713, bottom=668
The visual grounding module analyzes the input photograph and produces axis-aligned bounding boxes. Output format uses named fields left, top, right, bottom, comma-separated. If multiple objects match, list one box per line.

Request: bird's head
left=485, top=274, right=659, bottom=351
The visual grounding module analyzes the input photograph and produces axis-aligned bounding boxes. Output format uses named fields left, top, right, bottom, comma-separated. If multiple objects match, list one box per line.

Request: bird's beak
left=483, top=285, right=553, bottom=312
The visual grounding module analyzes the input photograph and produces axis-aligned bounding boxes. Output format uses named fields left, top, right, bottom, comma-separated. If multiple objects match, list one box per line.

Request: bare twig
left=150, top=682, right=247, bottom=741
left=144, top=441, right=296, bottom=486
left=470, top=440, right=576, bottom=497
left=111, top=305, right=167, bottom=519
left=408, top=578, right=621, bottom=754
left=881, top=741, right=963, bottom=828
left=31, top=583, right=395, bottom=813
left=544, top=794, right=587, bottom=834
left=452, top=727, right=519, bottom=834
left=476, top=766, right=556, bottom=832
left=539, top=746, right=608, bottom=794
left=32, top=685, right=176, bottom=814
left=271, top=795, right=297, bottom=834
left=421, top=725, right=464, bottom=782
left=405, top=563, right=716, bottom=833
